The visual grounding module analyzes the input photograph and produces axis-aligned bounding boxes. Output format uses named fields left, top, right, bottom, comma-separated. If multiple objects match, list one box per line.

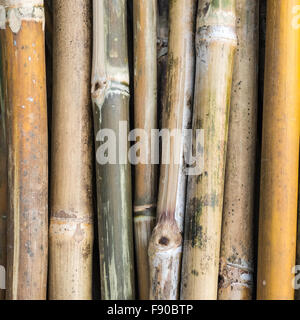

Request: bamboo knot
left=197, top=25, right=237, bottom=43
left=149, top=220, right=182, bottom=254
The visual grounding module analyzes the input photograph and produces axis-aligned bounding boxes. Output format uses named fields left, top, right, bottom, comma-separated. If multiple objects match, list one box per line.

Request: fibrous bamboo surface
left=181, top=0, right=237, bottom=300
left=49, top=0, right=93, bottom=300
left=0, top=0, right=48, bottom=300
left=218, top=0, right=258, bottom=300
left=91, top=0, right=135, bottom=300
left=257, top=0, right=300, bottom=300
left=133, top=0, right=157, bottom=300
left=0, top=45, right=7, bottom=300
left=148, top=0, right=196, bottom=300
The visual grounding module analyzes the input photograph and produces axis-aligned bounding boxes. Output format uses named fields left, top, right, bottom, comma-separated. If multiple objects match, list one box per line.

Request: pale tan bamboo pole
left=133, top=0, right=157, bottom=300
left=91, top=0, right=135, bottom=300
left=49, top=0, right=93, bottom=300
left=148, top=0, right=196, bottom=300
left=181, top=0, right=237, bottom=300
left=0, top=0, right=48, bottom=300
left=218, top=0, right=259, bottom=300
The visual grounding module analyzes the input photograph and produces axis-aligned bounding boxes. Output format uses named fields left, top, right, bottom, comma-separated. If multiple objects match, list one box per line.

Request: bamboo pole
left=0, top=0, right=48, bottom=300
left=181, top=0, right=237, bottom=300
left=49, top=0, right=93, bottom=300
left=0, top=47, right=7, bottom=300
left=218, top=0, right=258, bottom=300
left=148, top=0, right=196, bottom=300
left=133, top=0, right=157, bottom=300
left=257, top=0, right=300, bottom=300
left=91, top=0, right=135, bottom=300
left=296, top=179, right=300, bottom=300
left=157, top=0, right=169, bottom=130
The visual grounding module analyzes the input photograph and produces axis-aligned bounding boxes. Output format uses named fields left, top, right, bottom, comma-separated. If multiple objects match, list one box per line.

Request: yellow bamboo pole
left=0, top=0, right=48, bottom=300
left=49, top=0, right=93, bottom=300
left=257, top=0, right=300, bottom=300
left=218, top=0, right=259, bottom=300
left=296, top=178, right=300, bottom=300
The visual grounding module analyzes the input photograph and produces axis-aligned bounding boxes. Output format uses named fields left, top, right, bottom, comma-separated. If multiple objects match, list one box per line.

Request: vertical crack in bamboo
left=218, top=0, right=258, bottom=300
left=91, top=0, right=135, bottom=300
left=133, top=0, right=157, bottom=300
left=148, top=0, right=196, bottom=300
left=181, top=0, right=237, bottom=300
left=49, top=0, right=93, bottom=300
left=0, top=0, right=48, bottom=300
left=257, top=0, right=300, bottom=300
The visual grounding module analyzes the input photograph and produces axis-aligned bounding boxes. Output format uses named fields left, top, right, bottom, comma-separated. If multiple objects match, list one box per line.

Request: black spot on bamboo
left=159, top=236, right=170, bottom=246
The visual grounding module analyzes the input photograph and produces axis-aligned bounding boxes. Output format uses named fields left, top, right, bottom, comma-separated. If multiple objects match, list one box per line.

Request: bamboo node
left=0, top=5, right=44, bottom=33
left=218, top=258, right=253, bottom=291
left=197, top=25, right=237, bottom=43
left=0, top=1, right=44, bottom=8
left=133, top=203, right=157, bottom=213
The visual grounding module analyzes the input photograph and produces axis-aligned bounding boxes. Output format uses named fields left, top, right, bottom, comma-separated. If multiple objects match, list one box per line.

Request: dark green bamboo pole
left=91, top=0, right=135, bottom=300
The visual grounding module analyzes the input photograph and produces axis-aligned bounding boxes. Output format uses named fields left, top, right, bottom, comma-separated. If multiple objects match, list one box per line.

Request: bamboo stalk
left=218, top=0, right=258, bottom=300
left=0, top=0, right=48, bottom=300
left=133, top=0, right=157, bottom=300
left=181, top=0, right=237, bottom=300
left=296, top=178, right=300, bottom=300
left=148, top=0, right=196, bottom=300
left=157, top=0, right=169, bottom=130
left=257, top=0, right=300, bottom=300
left=91, top=0, right=135, bottom=300
left=49, top=0, right=93, bottom=300
left=0, top=46, right=7, bottom=300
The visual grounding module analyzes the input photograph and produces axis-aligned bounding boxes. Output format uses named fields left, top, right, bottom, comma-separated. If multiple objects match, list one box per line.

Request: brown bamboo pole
left=91, top=0, right=135, bottom=300
left=49, top=0, right=93, bottom=300
left=181, top=0, right=237, bottom=300
left=157, top=0, right=169, bottom=130
left=133, top=0, right=157, bottom=300
left=0, top=0, right=48, bottom=300
left=0, top=49, right=7, bottom=300
left=148, top=0, right=196, bottom=300
left=257, top=0, right=300, bottom=300
left=218, top=0, right=258, bottom=300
